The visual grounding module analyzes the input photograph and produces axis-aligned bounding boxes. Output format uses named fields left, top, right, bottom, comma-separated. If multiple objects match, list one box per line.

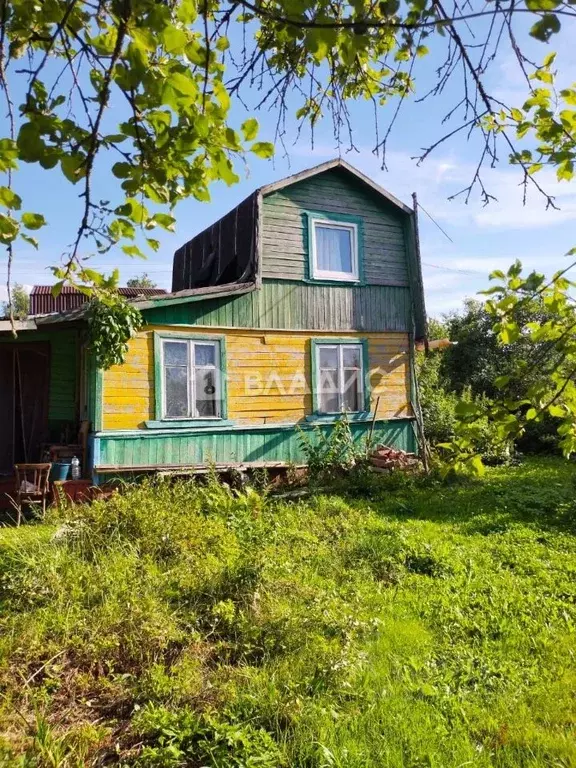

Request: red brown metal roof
left=29, top=285, right=167, bottom=315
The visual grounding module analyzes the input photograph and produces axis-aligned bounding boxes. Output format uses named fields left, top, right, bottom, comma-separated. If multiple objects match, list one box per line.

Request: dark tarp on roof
left=172, top=192, right=258, bottom=292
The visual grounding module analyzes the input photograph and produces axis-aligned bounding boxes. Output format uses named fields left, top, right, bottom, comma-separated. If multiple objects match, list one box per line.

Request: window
left=311, top=218, right=359, bottom=281
left=162, top=338, right=221, bottom=419
left=315, top=342, right=364, bottom=414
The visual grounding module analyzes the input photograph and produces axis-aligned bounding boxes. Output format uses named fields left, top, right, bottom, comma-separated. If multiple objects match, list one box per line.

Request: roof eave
left=132, top=280, right=257, bottom=310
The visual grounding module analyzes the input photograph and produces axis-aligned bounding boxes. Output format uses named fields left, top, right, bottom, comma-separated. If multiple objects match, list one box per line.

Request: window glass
left=319, top=346, right=338, bottom=369
left=343, top=345, right=361, bottom=369
left=312, top=220, right=358, bottom=279
left=195, top=344, right=216, bottom=366
left=161, top=339, right=220, bottom=419
left=195, top=368, right=217, bottom=417
left=317, top=342, right=363, bottom=413
left=342, top=369, right=361, bottom=412
left=164, top=340, right=188, bottom=366
left=165, top=366, right=189, bottom=419
left=315, top=224, right=353, bottom=274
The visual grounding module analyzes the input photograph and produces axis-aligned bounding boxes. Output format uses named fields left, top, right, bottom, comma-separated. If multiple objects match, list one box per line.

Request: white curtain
left=315, top=225, right=352, bottom=273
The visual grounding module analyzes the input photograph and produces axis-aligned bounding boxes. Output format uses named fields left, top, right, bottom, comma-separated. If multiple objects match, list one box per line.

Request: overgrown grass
left=0, top=458, right=574, bottom=766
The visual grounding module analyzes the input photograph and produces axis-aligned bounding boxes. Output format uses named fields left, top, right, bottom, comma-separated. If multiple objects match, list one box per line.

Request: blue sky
left=2, top=18, right=575, bottom=318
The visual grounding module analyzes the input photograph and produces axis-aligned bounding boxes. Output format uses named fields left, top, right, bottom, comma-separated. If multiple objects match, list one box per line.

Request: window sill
left=306, top=277, right=363, bottom=287
left=145, top=419, right=234, bottom=430
left=305, top=412, right=374, bottom=424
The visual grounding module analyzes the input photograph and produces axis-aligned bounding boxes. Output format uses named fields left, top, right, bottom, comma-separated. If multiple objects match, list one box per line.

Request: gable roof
left=259, top=158, right=413, bottom=215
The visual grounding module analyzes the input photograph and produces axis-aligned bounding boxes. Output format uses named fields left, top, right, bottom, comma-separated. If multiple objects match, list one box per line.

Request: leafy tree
left=440, top=298, right=564, bottom=402
left=0, top=0, right=574, bottom=300
left=1, top=282, right=29, bottom=320
left=126, top=273, right=157, bottom=289
left=443, top=261, right=576, bottom=472
left=0, top=1, right=574, bottom=367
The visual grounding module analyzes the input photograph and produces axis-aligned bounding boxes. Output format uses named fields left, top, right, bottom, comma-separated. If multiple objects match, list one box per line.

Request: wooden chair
left=14, top=463, right=52, bottom=525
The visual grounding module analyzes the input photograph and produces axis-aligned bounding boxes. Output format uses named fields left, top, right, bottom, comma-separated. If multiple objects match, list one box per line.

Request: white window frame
left=310, top=218, right=359, bottom=282
left=315, top=342, right=364, bottom=414
left=161, top=338, right=221, bottom=420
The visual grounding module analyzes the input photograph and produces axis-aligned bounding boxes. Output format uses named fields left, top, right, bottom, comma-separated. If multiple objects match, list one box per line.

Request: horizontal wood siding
left=143, top=281, right=411, bottom=332
left=102, top=327, right=411, bottom=431
left=95, top=419, right=416, bottom=470
left=261, top=169, right=409, bottom=285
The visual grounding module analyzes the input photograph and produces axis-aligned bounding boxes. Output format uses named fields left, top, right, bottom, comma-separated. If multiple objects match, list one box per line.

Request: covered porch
left=0, top=322, right=92, bottom=510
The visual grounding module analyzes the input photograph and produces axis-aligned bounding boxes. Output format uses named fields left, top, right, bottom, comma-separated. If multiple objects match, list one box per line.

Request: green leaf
left=61, top=153, right=86, bottom=183
left=494, top=375, right=512, bottom=390
left=17, top=122, right=45, bottom=162
left=21, top=212, right=46, bottom=230
left=20, top=233, right=38, bottom=249
left=122, top=244, right=146, bottom=258
left=468, top=455, right=485, bottom=477
left=557, top=160, right=574, bottom=181
left=0, top=138, right=18, bottom=172
left=0, top=213, right=19, bottom=243
left=169, top=72, right=198, bottom=97
left=454, top=401, right=481, bottom=417
left=112, top=162, right=132, bottom=179
left=0, top=187, right=21, bottom=210
left=500, top=322, right=520, bottom=345
left=548, top=404, right=565, bottom=418
left=162, top=26, right=188, bottom=54
left=251, top=141, right=274, bottom=159
left=118, top=198, right=148, bottom=225
left=241, top=118, right=259, bottom=142
left=530, top=14, right=561, bottom=42
left=525, top=407, right=537, bottom=421
left=149, top=213, right=176, bottom=231
left=526, top=0, right=559, bottom=10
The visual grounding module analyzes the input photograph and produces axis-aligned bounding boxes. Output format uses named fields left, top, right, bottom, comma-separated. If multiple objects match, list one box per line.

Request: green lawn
left=0, top=458, right=574, bottom=767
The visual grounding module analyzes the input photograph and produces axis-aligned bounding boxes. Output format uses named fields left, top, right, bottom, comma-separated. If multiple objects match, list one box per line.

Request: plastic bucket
left=50, top=462, right=71, bottom=482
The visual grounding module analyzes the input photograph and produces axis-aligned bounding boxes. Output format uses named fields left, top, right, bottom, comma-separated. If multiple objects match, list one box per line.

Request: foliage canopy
left=1, top=0, right=575, bottom=303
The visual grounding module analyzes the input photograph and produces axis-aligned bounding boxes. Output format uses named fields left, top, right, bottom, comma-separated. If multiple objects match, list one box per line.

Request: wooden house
left=0, top=159, right=427, bottom=484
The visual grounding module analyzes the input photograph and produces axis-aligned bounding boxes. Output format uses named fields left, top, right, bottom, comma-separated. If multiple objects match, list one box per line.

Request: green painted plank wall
left=261, top=169, right=409, bottom=285
left=143, top=280, right=411, bottom=332
left=0, top=329, right=78, bottom=424
left=94, top=418, right=416, bottom=470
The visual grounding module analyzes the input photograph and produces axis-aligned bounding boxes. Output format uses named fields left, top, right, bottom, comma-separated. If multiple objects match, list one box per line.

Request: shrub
left=417, top=349, right=459, bottom=445
left=297, top=416, right=368, bottom=482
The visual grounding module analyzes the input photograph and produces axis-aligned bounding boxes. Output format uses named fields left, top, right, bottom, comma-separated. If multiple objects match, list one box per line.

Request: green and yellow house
left=0, top=159, right=427, bottom=483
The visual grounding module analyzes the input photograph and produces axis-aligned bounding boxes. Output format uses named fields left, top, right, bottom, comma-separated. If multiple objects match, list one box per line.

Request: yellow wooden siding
left=102, top=327, right=412, bottom=430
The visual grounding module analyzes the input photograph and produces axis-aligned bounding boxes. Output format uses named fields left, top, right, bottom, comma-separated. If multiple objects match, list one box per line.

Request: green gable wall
left=261, top=169, right=409, bottom=285
left=143, top=280, right=411, bottom=332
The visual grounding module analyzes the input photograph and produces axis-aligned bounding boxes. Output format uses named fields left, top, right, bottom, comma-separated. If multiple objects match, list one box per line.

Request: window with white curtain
left=162, top=339, right=220, bottom=419
left=311, top=219, right=359, bottom=281
left=316, top=343, right=364, bottom=413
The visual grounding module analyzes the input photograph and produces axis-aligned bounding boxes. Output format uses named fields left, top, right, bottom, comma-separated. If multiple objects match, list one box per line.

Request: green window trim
left=144, top=419, right=235, bottom=430
left=153, top=331, right=228, bottom=424
left=310, top=337, right=371, bottom=416
left=303, top=210, right=365, bottom=285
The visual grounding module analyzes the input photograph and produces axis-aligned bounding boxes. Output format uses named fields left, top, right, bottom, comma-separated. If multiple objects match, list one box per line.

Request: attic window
left=311, top=219, right=359, bottom=282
